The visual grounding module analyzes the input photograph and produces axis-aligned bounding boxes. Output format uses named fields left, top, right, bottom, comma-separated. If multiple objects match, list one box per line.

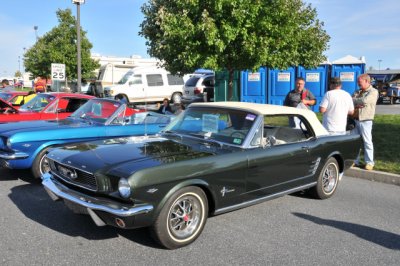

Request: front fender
left=153, top=179, right=215, bottom=219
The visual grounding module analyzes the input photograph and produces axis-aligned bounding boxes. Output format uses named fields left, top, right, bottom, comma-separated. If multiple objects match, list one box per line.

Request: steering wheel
left=230, top=131, right=246, bottom=138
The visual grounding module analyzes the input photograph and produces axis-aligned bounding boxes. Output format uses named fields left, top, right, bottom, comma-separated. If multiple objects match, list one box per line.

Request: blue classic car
left=42, top=102, right=361, bottom=249
left=0, top=98, right=171, bottom=178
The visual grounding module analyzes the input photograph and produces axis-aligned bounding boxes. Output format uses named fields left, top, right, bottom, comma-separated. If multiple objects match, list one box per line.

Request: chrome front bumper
left=0, top=151, right=29, bottom=160
left=42, top=173, right=154, bottom=226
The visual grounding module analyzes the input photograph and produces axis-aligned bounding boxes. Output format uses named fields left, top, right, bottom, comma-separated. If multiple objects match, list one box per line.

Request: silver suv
left=181, top=74, right=215, bottom=106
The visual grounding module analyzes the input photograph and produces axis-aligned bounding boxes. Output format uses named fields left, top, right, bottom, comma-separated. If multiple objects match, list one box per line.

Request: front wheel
left=32, top=148, right=51, bottom=179
left=151, top=186, right=208, bottom=249
left=311, top=157, right=339, bottom=199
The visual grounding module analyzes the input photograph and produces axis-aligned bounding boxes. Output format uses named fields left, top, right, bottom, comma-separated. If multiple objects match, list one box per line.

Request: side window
left=202, top=77, right=214, bottom=87
left=129, top=75, right=142, bottom=85
left=146, top=74, right=163, bottom=87
left=167, top=74, right=184, bottom=85
left=263, top=115, right=312, bottom=146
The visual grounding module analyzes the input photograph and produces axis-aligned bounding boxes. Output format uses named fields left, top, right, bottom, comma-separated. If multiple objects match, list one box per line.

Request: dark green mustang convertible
left=42, top=102, right=361, bottom=249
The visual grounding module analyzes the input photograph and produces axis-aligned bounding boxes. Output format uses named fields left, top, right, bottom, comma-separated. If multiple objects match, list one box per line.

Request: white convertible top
left=189, top=102, right=329, bottom=137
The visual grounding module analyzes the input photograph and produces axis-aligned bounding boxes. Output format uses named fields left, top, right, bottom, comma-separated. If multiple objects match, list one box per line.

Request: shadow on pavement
left=0, top=168, right=41, bottom=184
left=8, top=183, right=161, bottom=248
left=293, top=212, right=400, bottom=250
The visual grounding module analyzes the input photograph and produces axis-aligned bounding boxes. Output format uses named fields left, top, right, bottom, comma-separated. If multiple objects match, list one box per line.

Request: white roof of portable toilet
left=332, top=55, right=366, bottom=64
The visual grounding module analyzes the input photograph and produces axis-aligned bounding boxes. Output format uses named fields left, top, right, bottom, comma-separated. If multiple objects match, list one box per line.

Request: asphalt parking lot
left=0, top=169, right=399, bottom=265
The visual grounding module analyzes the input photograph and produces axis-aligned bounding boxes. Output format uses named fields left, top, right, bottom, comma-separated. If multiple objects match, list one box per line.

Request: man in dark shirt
left=284, top=77, right=316, bottom=109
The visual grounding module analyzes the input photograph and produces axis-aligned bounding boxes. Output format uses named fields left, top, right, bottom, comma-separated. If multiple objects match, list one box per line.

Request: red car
left=0, top=92, right=94, bottom=122
left=0, top=91, right=30, bottom=109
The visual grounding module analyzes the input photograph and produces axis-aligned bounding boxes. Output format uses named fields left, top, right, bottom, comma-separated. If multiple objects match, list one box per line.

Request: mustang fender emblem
left=147, top=188, right=158, bottom=193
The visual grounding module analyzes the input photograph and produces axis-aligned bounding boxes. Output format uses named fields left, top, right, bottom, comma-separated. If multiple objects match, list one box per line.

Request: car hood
left=0, top=118, right=92, bottom=137
left=47, top=136, right=224, bottom=177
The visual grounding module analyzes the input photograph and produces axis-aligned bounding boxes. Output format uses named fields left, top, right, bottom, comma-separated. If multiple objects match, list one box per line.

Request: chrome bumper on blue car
left=42, top=173, right=154, bottom=226
left=0, top=151, right=29, bottom=160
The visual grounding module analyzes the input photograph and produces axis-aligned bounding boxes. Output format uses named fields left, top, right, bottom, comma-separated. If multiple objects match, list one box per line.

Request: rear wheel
left=151, top=186, right=208, bottom=249
left=171, top=92, right=182, bottom=104
left=32, top=148, right=51, bottom=179
left=311, top=157, right=339, bottom=199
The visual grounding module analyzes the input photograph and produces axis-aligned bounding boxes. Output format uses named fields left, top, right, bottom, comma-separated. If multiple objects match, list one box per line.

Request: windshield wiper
left=200, top=138, right=224, bottom=148
left=162, top=130, right=183, bottom=140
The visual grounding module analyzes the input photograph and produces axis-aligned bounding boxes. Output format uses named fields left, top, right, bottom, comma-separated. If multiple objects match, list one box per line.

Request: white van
left=103, top=67, right=184, bottom=103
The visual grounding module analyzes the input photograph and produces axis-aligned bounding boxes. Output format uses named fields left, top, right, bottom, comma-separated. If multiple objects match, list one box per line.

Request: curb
left=344, top=167, right=400, bottom=186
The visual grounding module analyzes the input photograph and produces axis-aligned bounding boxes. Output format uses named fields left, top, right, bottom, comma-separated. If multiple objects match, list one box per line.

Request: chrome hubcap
left=39, top=155, right=50, bottom=175
left=322, top=163, right=338, bottom=193
left=168, top=195, right=201, bottom=239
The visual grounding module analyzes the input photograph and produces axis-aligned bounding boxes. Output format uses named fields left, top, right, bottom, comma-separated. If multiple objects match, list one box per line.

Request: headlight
left=118, top=178, right=131, bottom=198
left=110, top=89, right=114, bottom=95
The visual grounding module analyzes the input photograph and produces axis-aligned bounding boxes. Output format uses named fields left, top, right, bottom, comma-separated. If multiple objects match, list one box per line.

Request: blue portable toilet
left=331, top=55, right=366, bottom=95
left=267, top=67, right=296, bottom=106
left=297, top=63, right=330, bottom=112
left=240, top=67, right=267, bottom=103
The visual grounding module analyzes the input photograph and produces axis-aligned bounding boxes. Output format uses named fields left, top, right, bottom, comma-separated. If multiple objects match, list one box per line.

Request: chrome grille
left=49, top=159, right=98, bottom=191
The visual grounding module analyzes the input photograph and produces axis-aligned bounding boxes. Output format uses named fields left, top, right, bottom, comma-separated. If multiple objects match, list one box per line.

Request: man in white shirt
left=319, top=77, right=354, bottom=135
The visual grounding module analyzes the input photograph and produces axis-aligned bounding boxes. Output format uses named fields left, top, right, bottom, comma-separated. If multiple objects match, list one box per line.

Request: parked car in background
left=103, top=66, right=184, bottom=104
left=0, top=91, right=29, bottom=108
left=181, top=73, right=215, bottom=106
left=0, top=92, right=93, bottom=122
left=386, top=84, right=400, bottom=104
left=42, top=102, right=361, bottom=249
left=0, top=98, right=172, bottom=178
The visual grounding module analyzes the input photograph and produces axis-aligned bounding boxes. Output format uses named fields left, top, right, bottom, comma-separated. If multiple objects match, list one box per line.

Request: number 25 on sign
left=51, top=63, right=66, bottom=81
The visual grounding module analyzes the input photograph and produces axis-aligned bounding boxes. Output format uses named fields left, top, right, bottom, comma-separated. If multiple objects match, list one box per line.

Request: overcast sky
left=0, top=0, right=399, bottom=77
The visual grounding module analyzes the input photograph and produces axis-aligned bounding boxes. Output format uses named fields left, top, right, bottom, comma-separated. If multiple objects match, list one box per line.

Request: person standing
left=284, top=77, right=316, bottom=109
left=319, top=77, right=354, bottom=134
left=157, top=98, right=173, bottom=114
left=34, top=77, right=46, bottom=93
left=352, top=74, right=379, bottom=170
left=1, top=79, right=14, bottom=92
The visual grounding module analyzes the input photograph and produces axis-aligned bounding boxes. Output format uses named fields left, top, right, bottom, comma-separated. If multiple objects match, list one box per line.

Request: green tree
left=24, top=9, right=99, bottom=81
left=140, top=0, right=329, bottom=99
left=14, top=70, right=22, bottom=77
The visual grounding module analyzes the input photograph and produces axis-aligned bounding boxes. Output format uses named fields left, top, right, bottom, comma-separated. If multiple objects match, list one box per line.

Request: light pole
left=34, top=25, right=38, bottom=40
left=73, top=0, right=85, bottom=93
left=378, top=59, right=382, bottom=71
left=22, top=47, right=26, bottom=73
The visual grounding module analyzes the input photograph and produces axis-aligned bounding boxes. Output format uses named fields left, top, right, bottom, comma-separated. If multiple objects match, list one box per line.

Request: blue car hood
left=47, top=136, right=218, bottom=177
left=0, top=118, right=91, bottom=137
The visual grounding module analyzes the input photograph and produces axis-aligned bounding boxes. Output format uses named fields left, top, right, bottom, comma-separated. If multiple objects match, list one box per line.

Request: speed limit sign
left=51, top=63, right=66, bottom=81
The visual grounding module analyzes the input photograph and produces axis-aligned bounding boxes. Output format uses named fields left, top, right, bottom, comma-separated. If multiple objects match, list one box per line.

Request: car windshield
left=117, top=71, right=134, bottom=84
left=163, top=107, right=257, bottom=146
left=19, top=94, right=55, bottom=112
left=70, top=99, right=123, bottom=124
left=0, top=93, right=12, bottom=101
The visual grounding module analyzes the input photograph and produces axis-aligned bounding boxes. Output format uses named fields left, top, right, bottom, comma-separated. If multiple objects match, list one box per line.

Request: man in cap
left=319, top=77, right=354, bottom=135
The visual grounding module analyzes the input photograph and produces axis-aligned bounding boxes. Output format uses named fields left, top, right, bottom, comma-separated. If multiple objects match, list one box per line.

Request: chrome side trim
left=0, top=151, right=29, bottom=160
left=42, top=173, right=153, bottom=217
left=214, top=182, right=317, bottom=215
